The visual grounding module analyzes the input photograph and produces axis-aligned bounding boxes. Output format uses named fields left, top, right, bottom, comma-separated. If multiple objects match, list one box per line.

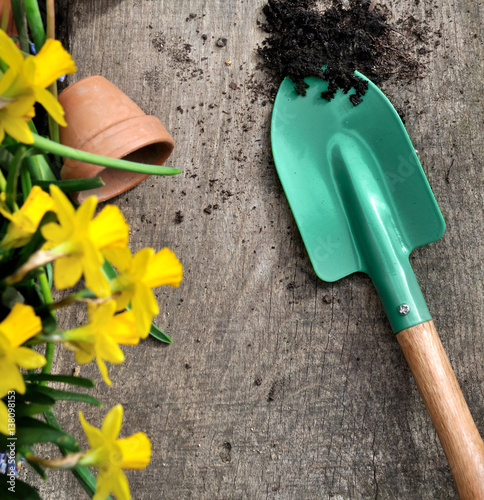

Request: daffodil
left=79, top=404, right=151, bottom=500
left=63, top=300, right=139, bottom=386
left=41, top=185, right=129, bottom=297
left=0, top=396, right=9, bottom=435
left=0, top=185, right=54, bottom=249
left=0, top=303, right=45, bottom=396
left=107, top=246, right=182, bottom=338
left=0, top=29, right=76, bottom=144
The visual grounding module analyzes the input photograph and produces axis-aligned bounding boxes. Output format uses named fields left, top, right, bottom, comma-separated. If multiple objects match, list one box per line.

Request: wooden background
left=34, top=0, right=482, bottom=498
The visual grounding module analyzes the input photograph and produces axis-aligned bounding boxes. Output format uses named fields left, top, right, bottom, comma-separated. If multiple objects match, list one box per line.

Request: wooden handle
left=397, top=320, right=484, bottom=499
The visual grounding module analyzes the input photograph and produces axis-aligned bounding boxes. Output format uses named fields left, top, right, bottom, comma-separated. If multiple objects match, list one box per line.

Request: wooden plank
left=33, top=0, right=482, bottom=498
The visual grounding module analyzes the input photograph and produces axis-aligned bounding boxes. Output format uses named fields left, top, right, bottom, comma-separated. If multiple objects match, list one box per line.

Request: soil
left=258, top=0, right=424, bottom=105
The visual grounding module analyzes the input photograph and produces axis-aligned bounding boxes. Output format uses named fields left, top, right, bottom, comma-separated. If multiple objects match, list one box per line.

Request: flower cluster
left=0, top=29, right=76, bottom=144
left=0, top=9, right=182, bottom=499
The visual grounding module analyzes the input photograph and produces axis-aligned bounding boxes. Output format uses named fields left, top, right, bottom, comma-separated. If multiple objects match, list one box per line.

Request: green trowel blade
left=271, top=72, right=445, bottom=333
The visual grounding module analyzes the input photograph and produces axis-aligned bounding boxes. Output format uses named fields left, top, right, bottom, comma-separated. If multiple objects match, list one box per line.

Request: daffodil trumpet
left=32, top=133, right=181, bottom=176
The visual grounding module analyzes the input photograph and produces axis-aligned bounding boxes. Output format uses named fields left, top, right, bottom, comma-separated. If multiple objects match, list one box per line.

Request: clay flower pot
left=58, top=75, right=175, bottom=203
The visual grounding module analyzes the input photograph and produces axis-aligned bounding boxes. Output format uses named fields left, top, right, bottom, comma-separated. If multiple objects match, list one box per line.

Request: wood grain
left=398, top=320, right=484, bottom=499
left=30, top=0, right=483, bottom=499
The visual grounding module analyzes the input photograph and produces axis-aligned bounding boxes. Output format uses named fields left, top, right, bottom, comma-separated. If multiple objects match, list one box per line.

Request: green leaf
left=16, top=403, right=54, bottom=418
left=149, top=322, right=173, bottom=343
left=102, top=259, right=118, bottom=279
left=32, top=386, right=102, bottom=407
left=33, top=177, right=105, bottom=193
left=24, top=154, right=57, bottom=182
left=23, top=374, right=95, bottom=388
left=4, top=417, right=79, bottom=451
left=20, top=387, right=56, bottom=406
left=0, top=476, right=41, bottom=500
left=22, top=0, right=46, bottom=50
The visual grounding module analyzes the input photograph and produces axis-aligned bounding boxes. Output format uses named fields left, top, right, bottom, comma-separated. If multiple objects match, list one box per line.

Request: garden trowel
left=271, top=72, right=484, bottom=499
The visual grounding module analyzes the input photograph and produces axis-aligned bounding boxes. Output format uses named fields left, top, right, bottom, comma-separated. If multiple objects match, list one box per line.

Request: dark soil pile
left=258, top=0, right=422, bottom=105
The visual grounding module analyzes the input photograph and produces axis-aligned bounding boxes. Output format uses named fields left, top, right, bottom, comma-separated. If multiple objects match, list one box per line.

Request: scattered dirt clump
left=258, top=0, right=423, bottom=104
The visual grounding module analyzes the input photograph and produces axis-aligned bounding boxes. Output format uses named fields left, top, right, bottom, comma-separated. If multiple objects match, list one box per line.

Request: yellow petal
left=75, top=194, right=98, bottom=226
left=0, top=186, right=54, bottom=249
left=132, top=284, right=158, bottom=338
left=90, top=205, right=129, bottom=250
left=79, top=411, right=104, bottom=450
left=0, top=212, right=37, bottom=248
left=0, top=67, right=18, bottom=96
left=109, top=310, right=140, bottom=345
left=22, top=186, right=54, bottom=222
left=82, top=242, right=110, bottom=297
left=0, top=29, right=24, bottom=71
left=131, top=247, right=153, bottom=278
left=118, top=433, right=152, bottom=469
left=0, top=400, right=10, bottom=435
left=143, top=248, right=183, bottom=288
left=41, top=221, right=69, bottom=247
left=54, top=255, right=83, bottom=290
left=33, top=86, right=67, bottom=126
left=114, top=290, right=133, bottom=312
left=101, top=404, right=123, bottom=440
left=102, top=246, right=132, bottom=273
left=73, top=343, right=95, bottom=364
left=96, top=356, right=112, bottom=386
left=49, top=184, right=76, bottom=227
left=89, top=300, right=117, bottom=329
left=0, top=360, right=26, bottom=394
left=11, top=346, right=46, bottom=369
left=111, top=469, right=131, bottom=500
left=5, top=93, right=36, bottom=117
left=0, top=303, right=42, bottom=347
left=93, top=467, right=118, bottom=500
left=96, top=334, right=125, bottom=365
left=33, top=39, right=76, bottom=88
left=1, top=111, right=34, bottom=143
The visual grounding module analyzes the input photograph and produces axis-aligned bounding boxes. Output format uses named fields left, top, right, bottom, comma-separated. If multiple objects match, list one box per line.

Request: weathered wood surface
left=37, top=0, right=483, bottom=498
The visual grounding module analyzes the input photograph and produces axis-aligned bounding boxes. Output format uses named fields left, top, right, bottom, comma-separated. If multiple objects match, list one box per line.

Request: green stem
left=20, top=162, right=32, bottom=201
left=5, top=145, right=26, bottom=210
left=26, top=121, right=58, bottom=181
left=22, top=0, right=45, bottom=50
left=32, top=133, right=182, bottom=176
left=11, top=1, right=29, bottom=53
left=38, top=269, right=56, bottom=376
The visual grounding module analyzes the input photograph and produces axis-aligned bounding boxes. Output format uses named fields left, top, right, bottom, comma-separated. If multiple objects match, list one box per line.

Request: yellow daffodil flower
left=0, top=303, right=45, bottom=396
left=78, top=404, right=151, bottom=500
left=41, top=185, right=129, bottom=297
left=0, top=185, right=54, bottom=249
left=63, top=300, right=139, bottom=386
left=0, top=395, right=10, bottom=435
left=108, top=246, right=182, bottom=338
left=0, top=29, right=76, bottom=143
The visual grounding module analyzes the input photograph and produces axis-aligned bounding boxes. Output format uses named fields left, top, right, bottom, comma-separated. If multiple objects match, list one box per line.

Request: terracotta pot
left=0, top=0, right=18, bottom=38
left=58, top=75, right=175, bottom=203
